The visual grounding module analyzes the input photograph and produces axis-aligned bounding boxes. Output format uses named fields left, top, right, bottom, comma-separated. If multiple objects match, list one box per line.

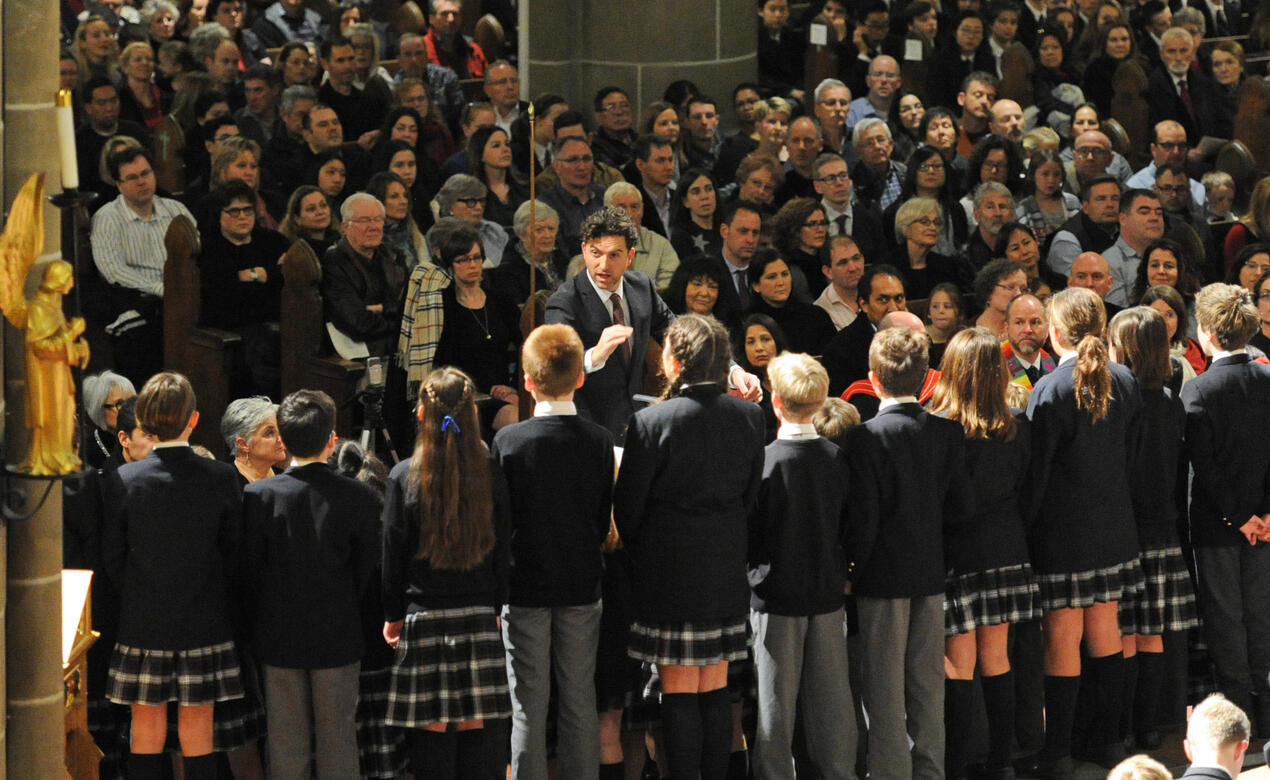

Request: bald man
left=1126, top=120, right=1208, bottom=206
left=1068, top=251, right=1124, bottom=318
left=988, top=99, right=1025, bottom=144
left=842, top=310, right=940, bottom=422
left=1003, top=293, right=1055, bottom=388
left=846, top=55, right=901, bottom=133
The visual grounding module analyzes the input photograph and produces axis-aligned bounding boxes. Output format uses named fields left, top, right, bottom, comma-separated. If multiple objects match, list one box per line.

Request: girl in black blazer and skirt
left=1106, top=307, right=1200, bottom=749
left=614, top=314, right=766, bottom=780
left=381, top=367, right=512, bottom=779
left=929, top=327, right=1040, bottom=779
left=1024, top=286, right=1144, bottom=774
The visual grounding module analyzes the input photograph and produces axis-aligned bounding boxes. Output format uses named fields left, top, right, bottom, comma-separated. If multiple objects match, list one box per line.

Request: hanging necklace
left=468, top=304, right=492, bottom=341
left=93, top=427, right=111, bottom=459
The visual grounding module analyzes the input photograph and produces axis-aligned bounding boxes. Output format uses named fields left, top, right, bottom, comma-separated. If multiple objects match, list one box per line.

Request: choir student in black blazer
left=381, top=368, right=512, bottom=779
left=1023, top=287, right=1144, bottom=776
left=243, top=390, right=380, bottom=779
left=490, top=324, right=614, bottom=780
left=748, top=352, right=857, bottom=780
left=844, top=327, right=974, bottom=780
left=101, top=372, right=244, bottom=780
left=1106, top=307, right=1200, bottom=749
left=1179, top=694, right=1252, bottom=780
left=1181, top=283, right=1270, bottom=723
left=928, top=327, right=1039, bottom=780
left=613, top=314, right=766, bottom=780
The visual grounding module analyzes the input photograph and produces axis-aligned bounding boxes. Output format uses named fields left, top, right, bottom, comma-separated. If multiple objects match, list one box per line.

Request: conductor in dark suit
left=545, top=207, right=762, bottom=441
left=1147, top=28, right=1233, bottom=145
left=820, top=264, right=909, bottom=396
left=1180, top=694, right=1251, bottom=780
left=243, top=390, right=379, bottom=779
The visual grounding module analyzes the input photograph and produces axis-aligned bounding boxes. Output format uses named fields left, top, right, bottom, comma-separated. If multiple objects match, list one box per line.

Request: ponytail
left=1072, top=333, right=1112, bottom=423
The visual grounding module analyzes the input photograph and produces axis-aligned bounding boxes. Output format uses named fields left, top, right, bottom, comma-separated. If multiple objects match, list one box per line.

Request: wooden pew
left=475, top=13, right=506, bottom=62
left=152, top=115, right=186, bottom=196
left=899, top=33, right=933, bottom=105
left=1109, top=59, right=1152, bottom=171
left=163, top=214, right=241, bottom=453
left=1233, top=76, right=1270, bottom=175
left=278, top=239, right=365, bottom=438
left=803, top=14, right=841, bottom=98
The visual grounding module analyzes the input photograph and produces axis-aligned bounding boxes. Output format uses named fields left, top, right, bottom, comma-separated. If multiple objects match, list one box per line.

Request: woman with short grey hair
left=83, top=370, right=137, bottom=467
left=220, top=396, right=287, bottom=484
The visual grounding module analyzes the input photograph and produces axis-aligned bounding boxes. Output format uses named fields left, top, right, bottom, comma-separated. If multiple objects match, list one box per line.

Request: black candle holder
left=47, top=189, right=99, bottom=321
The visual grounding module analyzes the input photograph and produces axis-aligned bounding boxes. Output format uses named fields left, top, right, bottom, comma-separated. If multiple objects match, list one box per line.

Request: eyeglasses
left=453, top=251, right=484, bottom=264
left=1155, top=141, right=1189, bottom=152
left=816, top=172, right=851, bottom=183
left=1074, top=146, right=1110, bottom=158
left=916, top=161, right=944, bottom=172
left=102, top=400, right=129, bottom=411
left=1156, top=184, right=1188, bottom=194
left=745, top=179, right=777, bottom=192
left=803, top=219, right=829, bottom=228
left=601, top=102, right=631, bottom=113
left=222, top=205, right=254, bottom=217
left=1244, top=261, right=1270, bottom=273
left=996, top=282, right=1026, bottom=295
left=912, top=216, right=940, bottom=227
left=455, top=197, right=485, bottom=208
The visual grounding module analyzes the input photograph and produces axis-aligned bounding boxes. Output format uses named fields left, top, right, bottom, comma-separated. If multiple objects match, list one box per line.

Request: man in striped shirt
left=90, top=146, right=193, bottom=385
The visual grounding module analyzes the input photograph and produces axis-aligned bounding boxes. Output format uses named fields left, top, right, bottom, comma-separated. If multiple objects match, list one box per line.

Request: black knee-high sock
left=1087, top=652, right=1126, bottom=752
left=727, top=748, right=749, bottom=780
left=1120, top=653, right=1139, bottom=741
left=699, top=688, right=733, bottom=780
left=410, top=728, right=457, bottom=779
left=1041, top=675, right=1081, bottom=761
left=661, top=692, right=704, bottom=780
left=600, top=761, right=626, bottom=780
left=127, top=752, right=164, bottom=780
left=456, top=727, right=492, bottom=779
left=183, top=753, right=218, bottom=780
left=945, top=678, right=977, bottom=778
left=981, top=671, right=1016, bottom=770
left=1134, top=651, right=1164, bottom=740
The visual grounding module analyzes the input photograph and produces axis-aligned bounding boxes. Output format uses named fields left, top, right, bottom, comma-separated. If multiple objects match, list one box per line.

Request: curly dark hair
left=580, top=206, right=639, bottom=249
left=769, top=197, right=825, bottom=258
left=965, top=133, right=1024, bottom=196
left=664, top=254, right=729, bottom=316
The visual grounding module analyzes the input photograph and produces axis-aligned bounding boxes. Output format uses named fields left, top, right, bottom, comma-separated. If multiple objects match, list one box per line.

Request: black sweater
left=1130, top=386, right=1187, bottom=549
left=490, top=414, right=615, bottom=607
left=198, top=226, right=290, bottom=330
left=381, top=455, right=511, bottom=620
left=748, top=437, right=851, bottom=615
left=943, top=414, right=1032, bottom=574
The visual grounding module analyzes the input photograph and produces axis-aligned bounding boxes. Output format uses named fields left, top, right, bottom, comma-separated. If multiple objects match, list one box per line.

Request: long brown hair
left=1108, top=307, right=1171, bottom=390
left=930, top=327, right=1018, bottom=441
left=660, top=314, right=732, bottom=400
left=407, top=367, right=494, bottom=569
left=1047, top=287, right=1112, bottom=422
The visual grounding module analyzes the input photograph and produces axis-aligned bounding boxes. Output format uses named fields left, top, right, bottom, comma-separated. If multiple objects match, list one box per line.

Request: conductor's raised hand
left=592, top=324, right=634, bottom=365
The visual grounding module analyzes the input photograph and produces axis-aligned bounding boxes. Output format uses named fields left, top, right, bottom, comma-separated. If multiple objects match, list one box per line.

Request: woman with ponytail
left=1021, top=285, right=1144, bottom=775
left=1107, top=307, right=1199, bottom=750
left=614, top=314, right=766, bottom=780
left=929, top=327, right=1039, bottom=780
left=381, top=367, right=511, bottom=779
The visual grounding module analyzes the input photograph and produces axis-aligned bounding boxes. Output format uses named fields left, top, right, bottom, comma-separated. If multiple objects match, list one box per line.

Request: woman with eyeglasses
left=890, top=197, right=969, bottom=300
left=82, top=370, right=138, bottom=468
left=1250, top=270, right=1270, bottom=356
left=1227, top=243, right=1270, bottom=293
left=770, top=197, right=828, bottom=298
left=432, top=220, right=522, bottom=432
left=960, top=134, right=1024, bottom=226
left=882, top=145, right=969, bottom=257
left=974, top=259, right=1030, bottom=338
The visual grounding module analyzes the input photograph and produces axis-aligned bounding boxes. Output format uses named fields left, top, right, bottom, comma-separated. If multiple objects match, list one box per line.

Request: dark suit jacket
left=844, top=402, right=974, bottom=597
left=1026, top=360, right=1142, bottom=573
left=244, top=462, right=379, bottom=669
left=1187, top=0, right=1243, bottom=35
left=1182, top=353, right=1270, bottom=547
left=102, top=446, right=241, bottom=650
left=640, top=184, right=671, bottom=239
left=927, top=45, right=997, bottom=111
left=1147, top=66, right=1232, bottom=145
left=544, top=270, right=675, bottom=439
left=706, top=252, right=747, bottom=333
left=821, top=314, right=877, bottom=397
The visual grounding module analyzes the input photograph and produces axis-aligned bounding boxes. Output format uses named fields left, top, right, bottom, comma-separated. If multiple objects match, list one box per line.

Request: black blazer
left=943, top=413, right=1033, bottom=575
left=544, top=270, right=675, bottom=439
left=926, top=45, right=997, bottom=111
left=821, top=314, right=877, bottom=397
left=1146, top=66, right=1232, bottom=146
left=490, top=414, right=615, bottom=607
left=244, top=462, right=380, bottom=669
left=613, top=384, right=766, bottom=623
left=845, top=403, right=974, bottom=598
left=1181, top=353, right=1270, bottom=547
left=1131, top=386, right=1187, bottom=548
left=1026, top=360, right=1143, bottom=573
left=102, top=446, right=242, bottom=650
left=1187, top=0, right=1243, bottom=36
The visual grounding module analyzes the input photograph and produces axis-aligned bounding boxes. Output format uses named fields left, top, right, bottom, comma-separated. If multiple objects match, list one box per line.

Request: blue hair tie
left=441, top=414, right=461, bottom=434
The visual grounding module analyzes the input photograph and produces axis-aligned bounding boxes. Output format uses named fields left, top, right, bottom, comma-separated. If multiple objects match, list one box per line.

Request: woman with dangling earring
left=221, top=396, right=288, bottom=485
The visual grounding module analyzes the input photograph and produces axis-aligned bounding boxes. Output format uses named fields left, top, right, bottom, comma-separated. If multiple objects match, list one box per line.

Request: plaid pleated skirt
left=106, top=640, right=244, bottom=706
left=1118, top=545, right=1201, bottom=636
left=1036, top=555, right=1146, bottom=611
left=384, top=606, right=512, bottom=728
left=211, top=646, right=266, bottom=751
left=627, top=616, right=750, bottom=666
left=356, top=667, right=408, bottom=779
left=944, top=563, right=1041, bottom=636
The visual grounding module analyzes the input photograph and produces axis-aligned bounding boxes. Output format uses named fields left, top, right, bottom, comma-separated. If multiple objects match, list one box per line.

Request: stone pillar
left=4, top=0, right=68, bottom=772
left=520, top=0, right=756, bottom=129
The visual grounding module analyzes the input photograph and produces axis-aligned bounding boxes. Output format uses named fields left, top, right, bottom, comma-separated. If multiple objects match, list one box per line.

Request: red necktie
left=610, top=293, right=631, bottom=366
left=1179, top=78, right=1194, bottom=122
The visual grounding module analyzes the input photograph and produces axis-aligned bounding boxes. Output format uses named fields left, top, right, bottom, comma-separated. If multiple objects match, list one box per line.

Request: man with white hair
left=846, top=55, right=901, bottom=134
left=1147, top=27, right=1231, bottom=144
left=322, top=193, right=407, bottom=358
left=813, top=78, right=852, bottom=154
left=851, top=118, right=906, bottom=211
left=966, top=182, right=1016, bottom=269
left=988, top=99, right=1025, bottom=144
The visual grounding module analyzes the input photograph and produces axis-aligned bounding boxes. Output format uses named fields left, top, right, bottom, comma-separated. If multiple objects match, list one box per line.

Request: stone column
left=520, top=0, right=755, bottom=128
left=4, top=0, right=68, bottom=772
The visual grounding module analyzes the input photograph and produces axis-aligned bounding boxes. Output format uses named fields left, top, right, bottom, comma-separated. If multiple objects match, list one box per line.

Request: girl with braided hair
left=381, top=367, right=512, bottom=779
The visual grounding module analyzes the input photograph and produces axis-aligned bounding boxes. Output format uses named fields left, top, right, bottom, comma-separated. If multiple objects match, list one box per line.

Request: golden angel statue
left=0, top=174, right=91, bottom=475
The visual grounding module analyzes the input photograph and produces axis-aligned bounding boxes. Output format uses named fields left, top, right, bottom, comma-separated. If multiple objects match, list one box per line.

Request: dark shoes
left=1014, top=753, right=1075, bottom=780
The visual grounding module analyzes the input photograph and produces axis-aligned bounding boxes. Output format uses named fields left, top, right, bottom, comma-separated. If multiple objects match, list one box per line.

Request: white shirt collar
left=1213, top=347, right=1247, bottom=360
left=585, top=269, right=625, bottom=304
left=878, top=395, right=919, bottom=409
left=989, top=38, right=1005, bottom=58
left=534, top=400, right=577, bottom=416
left=153, top=441, right=190, bottom=448
left=1059, top=350, right=1077, bottom=364
left=777, top=421, right=819, bottom=440
left=821, top=200, right=851, bottom=222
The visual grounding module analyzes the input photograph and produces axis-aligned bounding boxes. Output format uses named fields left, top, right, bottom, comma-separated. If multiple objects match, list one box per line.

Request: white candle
left=56, top=89, right=78, bottom=191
